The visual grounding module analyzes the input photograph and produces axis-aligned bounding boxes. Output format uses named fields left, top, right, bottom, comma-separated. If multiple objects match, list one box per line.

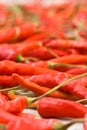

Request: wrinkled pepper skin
left=37, top=97, right=87, bottom=118
left=7, top=117, right=59, bottom=130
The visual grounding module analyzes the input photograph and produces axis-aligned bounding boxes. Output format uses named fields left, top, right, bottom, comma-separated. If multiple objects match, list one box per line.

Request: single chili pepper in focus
left=37, top=97, right=87, bottom=118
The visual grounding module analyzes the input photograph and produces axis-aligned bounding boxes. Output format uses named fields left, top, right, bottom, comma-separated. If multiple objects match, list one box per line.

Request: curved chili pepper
left=37, top=97, right=87, bottom=118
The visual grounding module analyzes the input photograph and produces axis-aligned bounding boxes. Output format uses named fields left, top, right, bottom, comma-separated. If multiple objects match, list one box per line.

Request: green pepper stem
left=48, top=62, right=87, bottom=69
left=16, top=54, right=39, bottom=63
left=31, top=73, right=87, bottom=103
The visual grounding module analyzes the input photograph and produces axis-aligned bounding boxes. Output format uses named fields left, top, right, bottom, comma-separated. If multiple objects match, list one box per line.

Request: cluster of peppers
left=0, top=0, right=87, bottom=129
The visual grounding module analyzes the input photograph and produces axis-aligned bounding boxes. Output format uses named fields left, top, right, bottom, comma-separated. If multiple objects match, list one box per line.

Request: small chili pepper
left=46, top=39, right=87, bottom=50
left=0, top=41, right=42, bottom=60
left=50, top=55, right=87, bottom=64
left=0, top=23, right=36, bottom=43
left=26, top=31, right=50, bottom=41
left=31, top=55, right=87, bottom=68
left=0, top=60, right=57, bottom=75
left=37, top=97, right=87, bottom=118
left=67, top=68, right=87, bottom=75
left=0, top=76, right=17, bottom=87
left=29, top=72, right=67, bottom=88
left=26, top=47, right=67, bottom=60
left=0, top=96, right=28, bottom=114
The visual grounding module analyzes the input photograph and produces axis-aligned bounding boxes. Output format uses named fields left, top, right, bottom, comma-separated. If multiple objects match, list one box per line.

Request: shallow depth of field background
left=0, top=0, right=69, bottom=4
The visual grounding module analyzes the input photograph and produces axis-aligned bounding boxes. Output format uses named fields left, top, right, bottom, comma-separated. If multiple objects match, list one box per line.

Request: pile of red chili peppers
left=0, top=0, right=87, bottom=129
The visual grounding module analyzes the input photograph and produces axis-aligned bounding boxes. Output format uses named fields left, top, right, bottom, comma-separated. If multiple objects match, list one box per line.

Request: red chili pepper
left=27, top=47, right=67, bottom=60
left=0, top=60, right=57, bottom=75
left=0, top=75, right=31, bottom=87
left=46, top=39, right=87, bottom=50
left=26, top=31, right=50, bottom=41
left=0, top=76, right=17, bottom=87
left=7, top=116, right=62, bottom=130
left=0, top=96, right=28, bottom=114
left=67, top=68, right=87, bottom=75
left=28, top=72, right=67, bottom=88
left=0, top=93, right=8, bottom=104
left=0, top=23, right=36, bottom=43
left=37, top=97, right=87, bottom=118
left=0, top=41, right=42, bottom=60
left=30, top=55, right=87, bottom=68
